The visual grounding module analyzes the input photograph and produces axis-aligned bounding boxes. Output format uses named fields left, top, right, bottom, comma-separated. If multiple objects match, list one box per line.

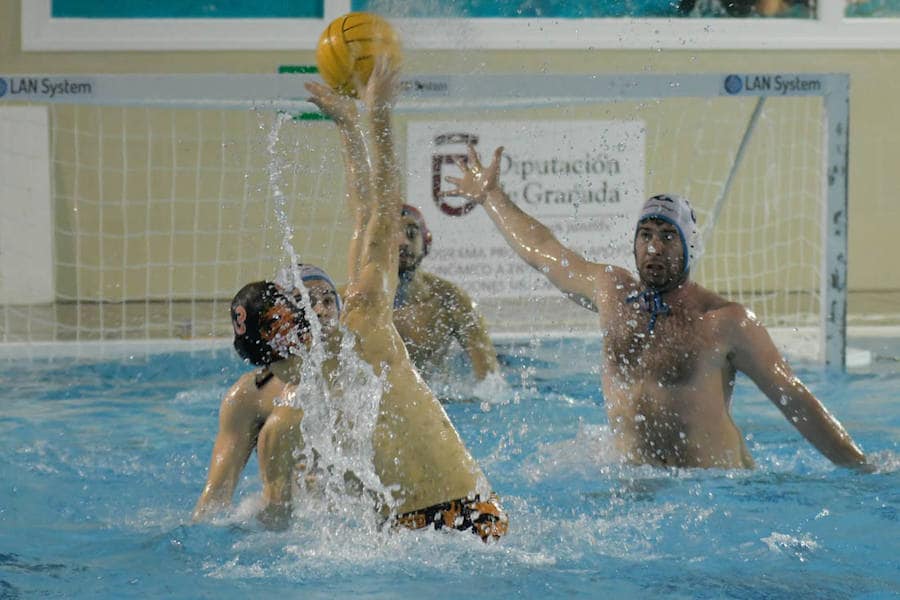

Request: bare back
left=342, top=291, right=488, bottom=513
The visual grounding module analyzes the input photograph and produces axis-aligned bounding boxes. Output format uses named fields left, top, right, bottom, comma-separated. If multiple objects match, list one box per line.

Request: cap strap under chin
left=626, top=288, right=671, bottom=333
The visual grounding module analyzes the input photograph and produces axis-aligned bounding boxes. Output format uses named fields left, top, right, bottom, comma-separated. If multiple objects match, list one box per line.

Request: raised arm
left=728, top=306, right=869, bottom=470
left=443, top=145, right=610, bottom=311
left=305, top=81, right=371, bottom=281
left=345, top=57, right=403, bottom=311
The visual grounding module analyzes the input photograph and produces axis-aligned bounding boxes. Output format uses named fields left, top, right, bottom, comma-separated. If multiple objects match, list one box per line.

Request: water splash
left=519, top=421, right=622, bottom=483
left=286, top=332, right=400, bottom=526
left=427, top=366, right=513, bottom=405
left=262, top=112, right=398, bottom=530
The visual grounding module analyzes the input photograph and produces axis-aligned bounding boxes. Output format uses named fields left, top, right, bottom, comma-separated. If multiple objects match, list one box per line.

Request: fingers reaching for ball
left=315, top=12, right=402, bottom=99
left=304, top=80, right=359, bottom=125
left=439, top=145, right=505, bottom=204
left=362, top=55, right=401, bottom=113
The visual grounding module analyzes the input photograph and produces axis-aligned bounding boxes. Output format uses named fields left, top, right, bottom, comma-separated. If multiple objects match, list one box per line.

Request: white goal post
left=0, top=72, right=848, bottom=368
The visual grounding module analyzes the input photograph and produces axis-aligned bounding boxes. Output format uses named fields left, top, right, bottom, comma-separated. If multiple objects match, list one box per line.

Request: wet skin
left=441, top=144, right=868, bottom=471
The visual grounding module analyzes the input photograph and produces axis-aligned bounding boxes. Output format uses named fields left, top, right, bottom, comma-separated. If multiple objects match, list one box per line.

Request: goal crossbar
left=0, top=72, right=849, bottom=368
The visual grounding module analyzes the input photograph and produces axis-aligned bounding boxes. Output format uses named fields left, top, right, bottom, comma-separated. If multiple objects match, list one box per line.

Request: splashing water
left=0, top=336, right=897, bottom=597
left=264, top=112, right=324, bottom=348
left=426, top=363, right=513, bottom=405
left=262, top=112, right=399, bottom=532
left=267, top=112, right=301, bottom=268
left=284, top=332, right=401, bottom=532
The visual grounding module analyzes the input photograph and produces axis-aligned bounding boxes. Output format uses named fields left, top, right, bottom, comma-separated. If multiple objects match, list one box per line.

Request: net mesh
left=0, top=82, right=829, bottom=360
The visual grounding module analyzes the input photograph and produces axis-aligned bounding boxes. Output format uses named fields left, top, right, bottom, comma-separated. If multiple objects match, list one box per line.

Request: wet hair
left=230, top=281, right=310, bottom=366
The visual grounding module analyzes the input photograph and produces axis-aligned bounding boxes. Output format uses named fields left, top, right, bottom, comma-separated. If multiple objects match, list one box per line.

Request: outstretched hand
left=304, top=80, right=359, bottom=128
left=441, top=145, right=505, bottom=205
left=305, top=55, right=400, bottom=125
left=361, top=54, right=401, bottom=114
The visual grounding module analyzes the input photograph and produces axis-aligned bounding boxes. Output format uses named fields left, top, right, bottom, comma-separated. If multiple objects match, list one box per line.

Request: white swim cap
left=636, top=194, right=701, bottom=274
left=274, top=263, right=341, bottom=312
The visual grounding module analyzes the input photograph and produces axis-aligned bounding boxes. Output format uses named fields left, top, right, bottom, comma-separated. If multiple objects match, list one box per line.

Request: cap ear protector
left=401, top=204, right=432, bottom=256
left=635, top=194, right=700, bottom=274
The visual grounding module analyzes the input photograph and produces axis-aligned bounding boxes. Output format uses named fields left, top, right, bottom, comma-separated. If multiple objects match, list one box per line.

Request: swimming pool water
left=1, top=338, right=897, bottom=598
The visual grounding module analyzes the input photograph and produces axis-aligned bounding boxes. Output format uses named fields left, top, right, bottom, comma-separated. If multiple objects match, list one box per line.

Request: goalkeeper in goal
left=444, top=145, right=870, bottom=472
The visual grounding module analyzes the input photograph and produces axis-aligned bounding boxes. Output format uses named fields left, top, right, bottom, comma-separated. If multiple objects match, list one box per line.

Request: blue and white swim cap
left=636, top=194, right=701, bottom=274
left=274, top=263, right=341, bottom=312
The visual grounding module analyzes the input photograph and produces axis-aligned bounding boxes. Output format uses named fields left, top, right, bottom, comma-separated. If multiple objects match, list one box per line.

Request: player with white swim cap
left=444, top=145, right=870, bottom=471
left=625, top=194, right=701, bottom=334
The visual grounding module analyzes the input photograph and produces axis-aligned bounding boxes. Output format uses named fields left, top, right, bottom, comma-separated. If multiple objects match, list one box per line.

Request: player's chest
left=603, top=308, right=714, bottom=385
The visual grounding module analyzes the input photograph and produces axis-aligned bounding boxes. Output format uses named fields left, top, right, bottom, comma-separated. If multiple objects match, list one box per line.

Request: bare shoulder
left=218, top=371, right=269, bottom=421
left=342, top=290, right=401, bottom=361
left=601, top=264, right=635, bottom=285
left=226, top=369, right=285, bottom=408
left=692, top=284, right=732, bottom=310
left=421, top=271, right=471, bottom=303
left=342, top=282, right=392, bottom=325
left=698, top=287, right=764, bottom=340
left=700, top=292, right=786, bottom=374
left=691, top=284, right=738, bottom=315
left=594, top=264, right=638, bottom=301
left=226, top=371, right=261, bottom=399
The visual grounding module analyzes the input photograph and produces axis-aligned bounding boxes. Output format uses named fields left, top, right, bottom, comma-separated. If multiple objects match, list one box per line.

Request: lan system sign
left=0, top=76, right=94, bottom=100
left=724, top=74, right=823, bottom=96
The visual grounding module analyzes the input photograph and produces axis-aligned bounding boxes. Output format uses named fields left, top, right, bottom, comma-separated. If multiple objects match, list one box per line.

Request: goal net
left=0, top=73, right=848, bottom=366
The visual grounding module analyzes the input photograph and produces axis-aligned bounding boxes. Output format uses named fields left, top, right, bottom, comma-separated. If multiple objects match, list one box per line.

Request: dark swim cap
left=231, top=281, right=310, bottom=366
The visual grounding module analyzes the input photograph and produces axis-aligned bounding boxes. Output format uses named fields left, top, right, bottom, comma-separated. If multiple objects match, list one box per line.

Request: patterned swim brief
left=394, top=493, right=508, bottom=542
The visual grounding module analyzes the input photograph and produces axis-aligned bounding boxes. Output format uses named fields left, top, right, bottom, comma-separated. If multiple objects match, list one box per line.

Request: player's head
left=231, top=281, right=311, bottom=367
left=398, top=204, right=432, bottom=274
left=274, top=263, right=341, bottom=333
left=634, top=194, right=700, bottom=288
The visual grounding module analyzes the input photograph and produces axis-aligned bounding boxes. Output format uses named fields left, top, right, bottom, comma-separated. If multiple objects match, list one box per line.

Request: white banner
left=0, top=106, right=54, bottom=304
left=406, top=120, right=645, bottom=300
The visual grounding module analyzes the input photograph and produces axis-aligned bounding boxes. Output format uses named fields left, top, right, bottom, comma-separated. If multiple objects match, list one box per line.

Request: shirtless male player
left=203, top=210, right=499, bottom=497
left=192, top=265, right=340, bottom=523
left=320, top=67, right=498, bottom=383
left=443, top=144, right=869, bottom=471
left=393, top=203, right=499, bottom=382
left=205, top=59, right=508, bottom=538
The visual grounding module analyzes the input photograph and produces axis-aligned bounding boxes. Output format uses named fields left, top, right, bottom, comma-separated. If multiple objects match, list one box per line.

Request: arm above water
left=442, top=145, right=626, bottom=312
left=345, top=57, right=403, bottom=317
left=192, top=374, right=266, bottom=521
left=305, top=81, right=371, bottom=282
left=726, top=305, right=869, bottom=471
left=256, top=404, right=305, bottom=531
left=446, top=283, right=499, bottom=381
